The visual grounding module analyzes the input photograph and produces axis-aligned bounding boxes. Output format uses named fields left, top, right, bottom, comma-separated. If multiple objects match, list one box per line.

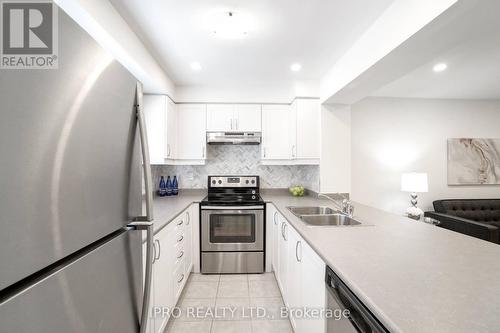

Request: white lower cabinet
left=271, top=204, right=326, bottom=333
left=144, top=204, right=195, bottom=333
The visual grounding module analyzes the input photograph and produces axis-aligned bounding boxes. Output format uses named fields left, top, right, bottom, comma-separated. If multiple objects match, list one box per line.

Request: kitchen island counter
left=261, top=190, right=500, bottom=333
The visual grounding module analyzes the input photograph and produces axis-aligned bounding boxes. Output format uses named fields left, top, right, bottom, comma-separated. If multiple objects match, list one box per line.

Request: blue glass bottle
left=172, top=176, right=179, bottom=196
left=158, top=176, right=166, bottom=197
left=166, top=176, right=173, bottom=196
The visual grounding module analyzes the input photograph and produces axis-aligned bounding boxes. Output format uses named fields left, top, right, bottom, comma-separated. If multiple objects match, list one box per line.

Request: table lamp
left=401, top=172, right=428, bottom=220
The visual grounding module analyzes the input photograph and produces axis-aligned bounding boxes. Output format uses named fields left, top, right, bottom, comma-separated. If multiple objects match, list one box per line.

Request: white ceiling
left=109, top=0, right=394, bottom=87
left=372, top=0, right=500, bottom=100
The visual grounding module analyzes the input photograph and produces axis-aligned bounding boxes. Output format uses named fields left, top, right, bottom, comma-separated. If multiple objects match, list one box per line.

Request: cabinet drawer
left=172, top=258, right=186, bottom=301
left=172, top=216, right=185, bottom=233
left=174, top=229, right=185, bottom=247
left=173, top=245, right=185, bottom=267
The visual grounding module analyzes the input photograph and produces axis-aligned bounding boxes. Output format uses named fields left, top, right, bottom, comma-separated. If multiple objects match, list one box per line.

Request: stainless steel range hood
left=207, top=132, right=261, bottom=145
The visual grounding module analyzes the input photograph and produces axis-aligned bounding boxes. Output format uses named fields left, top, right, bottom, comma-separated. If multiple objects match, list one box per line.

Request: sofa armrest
left=424, top=212, right=499, bottom=244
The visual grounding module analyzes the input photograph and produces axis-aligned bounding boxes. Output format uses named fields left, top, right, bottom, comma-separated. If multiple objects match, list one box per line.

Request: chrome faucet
left=341, top=199, right=354, bottom=218
left=318, top=193, right=354, bottom=217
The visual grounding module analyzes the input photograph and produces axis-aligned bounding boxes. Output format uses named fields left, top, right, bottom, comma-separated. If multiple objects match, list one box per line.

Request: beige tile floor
left=165, top=273, right=293, bottom=333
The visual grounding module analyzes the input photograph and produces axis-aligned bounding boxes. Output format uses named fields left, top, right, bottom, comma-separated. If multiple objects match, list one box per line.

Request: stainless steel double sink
left=287, top=206, right=363, bottom=226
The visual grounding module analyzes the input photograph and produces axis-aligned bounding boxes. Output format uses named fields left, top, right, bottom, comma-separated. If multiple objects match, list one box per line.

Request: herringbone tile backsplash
left=152, top=145, right=319, bottom=191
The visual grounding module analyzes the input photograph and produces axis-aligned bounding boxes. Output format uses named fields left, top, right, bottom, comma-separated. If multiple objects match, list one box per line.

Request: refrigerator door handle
left=135, top=82, right=154, bottom=222
left=127, top=221, right=154, bottom=333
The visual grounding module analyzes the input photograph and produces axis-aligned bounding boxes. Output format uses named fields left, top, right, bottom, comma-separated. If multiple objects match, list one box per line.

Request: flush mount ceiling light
left=290, top=63, right=302, bottom=72
left=190, top=62, right=202, bottom=71
left=433, top=63, right=447, bottom=72
left=204, top=10, right=253, bottom=39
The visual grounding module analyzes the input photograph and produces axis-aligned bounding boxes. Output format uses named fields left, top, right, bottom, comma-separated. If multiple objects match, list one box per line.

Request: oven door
left=201, top=206, right=264, bottom=252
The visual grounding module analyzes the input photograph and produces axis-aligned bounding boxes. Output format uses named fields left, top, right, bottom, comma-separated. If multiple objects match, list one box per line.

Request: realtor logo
left=1, top=0, right=58, bottom=69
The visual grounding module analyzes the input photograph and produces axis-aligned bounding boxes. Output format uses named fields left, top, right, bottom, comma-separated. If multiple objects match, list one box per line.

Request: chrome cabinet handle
left=135, top=82, right=153, bottom=222
left=155, top=239, right=161, bottom=260
left=167, top=144, right=171, bottom=157
left=202, top=146, right=205, bottom=158
left=177, top=219, right=183, bottom=226
left=127, top=222, right=154, bottom=333
left=152, top=240, right=157, bottom=263
left=177, top=235, right=184, bottom=243
left=177, top=274, right=185, bottom=284
left=186, top=211, right=190, bottom=225
left=263, top=147, right=267, bottom=158
left=235, top=118, right=239, bottom=130
left=283, top=224, right=287, bottom=241
left=295, top=241, right=301, bottom=262
left=281, top=222, right=285, bottom=240
left=229, top=118, right=233, bottom=130
left=292, top=145, right=296, bottom=158
left=177, top=251, right=184, bottom=259
left=273, top=211, right=278, bottom=225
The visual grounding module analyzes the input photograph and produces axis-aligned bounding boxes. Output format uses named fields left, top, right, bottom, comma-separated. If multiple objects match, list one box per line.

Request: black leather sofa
left=425, top=199, right=500, bottom=244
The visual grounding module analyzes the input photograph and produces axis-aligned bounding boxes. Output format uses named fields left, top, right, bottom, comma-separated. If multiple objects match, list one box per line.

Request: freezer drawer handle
left=127, top=221, right=154, bottom=333
left=135, top=82, right=154, bottom=222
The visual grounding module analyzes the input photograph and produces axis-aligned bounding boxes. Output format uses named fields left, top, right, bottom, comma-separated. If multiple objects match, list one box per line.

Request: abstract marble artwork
left=448, top=138, right=500, bottom=185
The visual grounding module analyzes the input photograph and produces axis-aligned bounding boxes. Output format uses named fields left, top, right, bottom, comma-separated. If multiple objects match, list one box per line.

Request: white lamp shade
left=401, top=173, right=428, bottom=193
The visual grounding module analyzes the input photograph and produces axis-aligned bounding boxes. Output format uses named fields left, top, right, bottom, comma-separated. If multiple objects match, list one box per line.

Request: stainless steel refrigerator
left=0, top=6, right=155, bottom=333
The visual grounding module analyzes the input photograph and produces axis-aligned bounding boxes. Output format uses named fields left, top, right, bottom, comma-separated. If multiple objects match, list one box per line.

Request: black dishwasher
left=325, top=266, right=389, bottom=333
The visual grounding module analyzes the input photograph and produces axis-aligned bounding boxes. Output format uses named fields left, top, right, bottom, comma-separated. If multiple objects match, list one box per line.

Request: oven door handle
left=202, top=206, right=264, bottom=210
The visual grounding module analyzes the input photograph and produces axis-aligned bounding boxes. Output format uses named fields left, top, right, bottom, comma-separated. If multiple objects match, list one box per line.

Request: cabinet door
left=296, top=99, right=320, bottom=160
left=142, top=242, right=155, bottom=333
left=300, top=241, right=326, bottom=333
left=234, top=104, right=261, bottom=131
left=277, top=216, right=289, bottom=305
left=287, top=225, right=302, bottom=331
left=143, top=95, right=166, bottom=164
left=165, top=97, right=177, bottom=159
left=176, top=104, right=207, bottom=160
left=265, top=204, right=276, bottom=273
left=271, top=206, right=280, bottom=273
left=190, top=204, right=201, bottom=273
left=184, top=207, right=193, bottom=273
left=152, top=224, right=175, bottom=333
left=289, top=101, right=297, bottom=159
left=262, top=105, right=292, bottom=160
left=206, top=104, right=234, bottom=131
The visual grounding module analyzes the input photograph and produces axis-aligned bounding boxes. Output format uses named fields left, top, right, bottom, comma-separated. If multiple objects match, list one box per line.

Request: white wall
left=175, top=80, right=319, bottom=104
left=320, top=104, right=351, bottom=193
left=320, top=0, right=457, bottom=104
left=351, top=97, right=500, bottom=215
left=56, top=0, right=175, bottom=96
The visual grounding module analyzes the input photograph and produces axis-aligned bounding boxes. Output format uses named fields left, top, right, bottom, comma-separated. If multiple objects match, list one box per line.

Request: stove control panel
left=208, top=176, right=259, bottom=188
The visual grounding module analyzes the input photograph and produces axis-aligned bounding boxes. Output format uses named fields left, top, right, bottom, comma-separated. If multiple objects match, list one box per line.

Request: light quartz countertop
left=261, top=190, right=500, bottom=333
left=145, top=189, right=206, bottom=235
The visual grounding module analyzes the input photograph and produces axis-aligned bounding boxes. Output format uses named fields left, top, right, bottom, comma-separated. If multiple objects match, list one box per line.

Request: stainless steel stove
left=200, top=176, right=265, bottom=274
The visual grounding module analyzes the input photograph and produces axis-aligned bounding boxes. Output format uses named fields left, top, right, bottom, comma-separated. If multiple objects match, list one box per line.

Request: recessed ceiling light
left=433, top=63, right=447, bottom=72
left=290, top=63, right=302, bottom=72
left=204, top=10, right=253, bottom=39
left=191, top=62, right=202, bottom=71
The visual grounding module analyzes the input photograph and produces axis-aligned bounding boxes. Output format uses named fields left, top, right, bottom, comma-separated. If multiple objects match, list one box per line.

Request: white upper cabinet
left=143, top=95, right=177, bottom=164
left=143, top=95, right=166, bottom=164
left=234, top=104, right=261, bottom=131
left=176, top=104, right=207, bottom=161
left=294, top=99, right=320, bottom=162
left=206, top=104, right=261, bottom=132
left=206, top=104, right=234, bottom=131
left=261, top=104, right=292, bottom=161
left=165, top=97, right=177, bottom=160
left=262, top=99, right=320, bottom=164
